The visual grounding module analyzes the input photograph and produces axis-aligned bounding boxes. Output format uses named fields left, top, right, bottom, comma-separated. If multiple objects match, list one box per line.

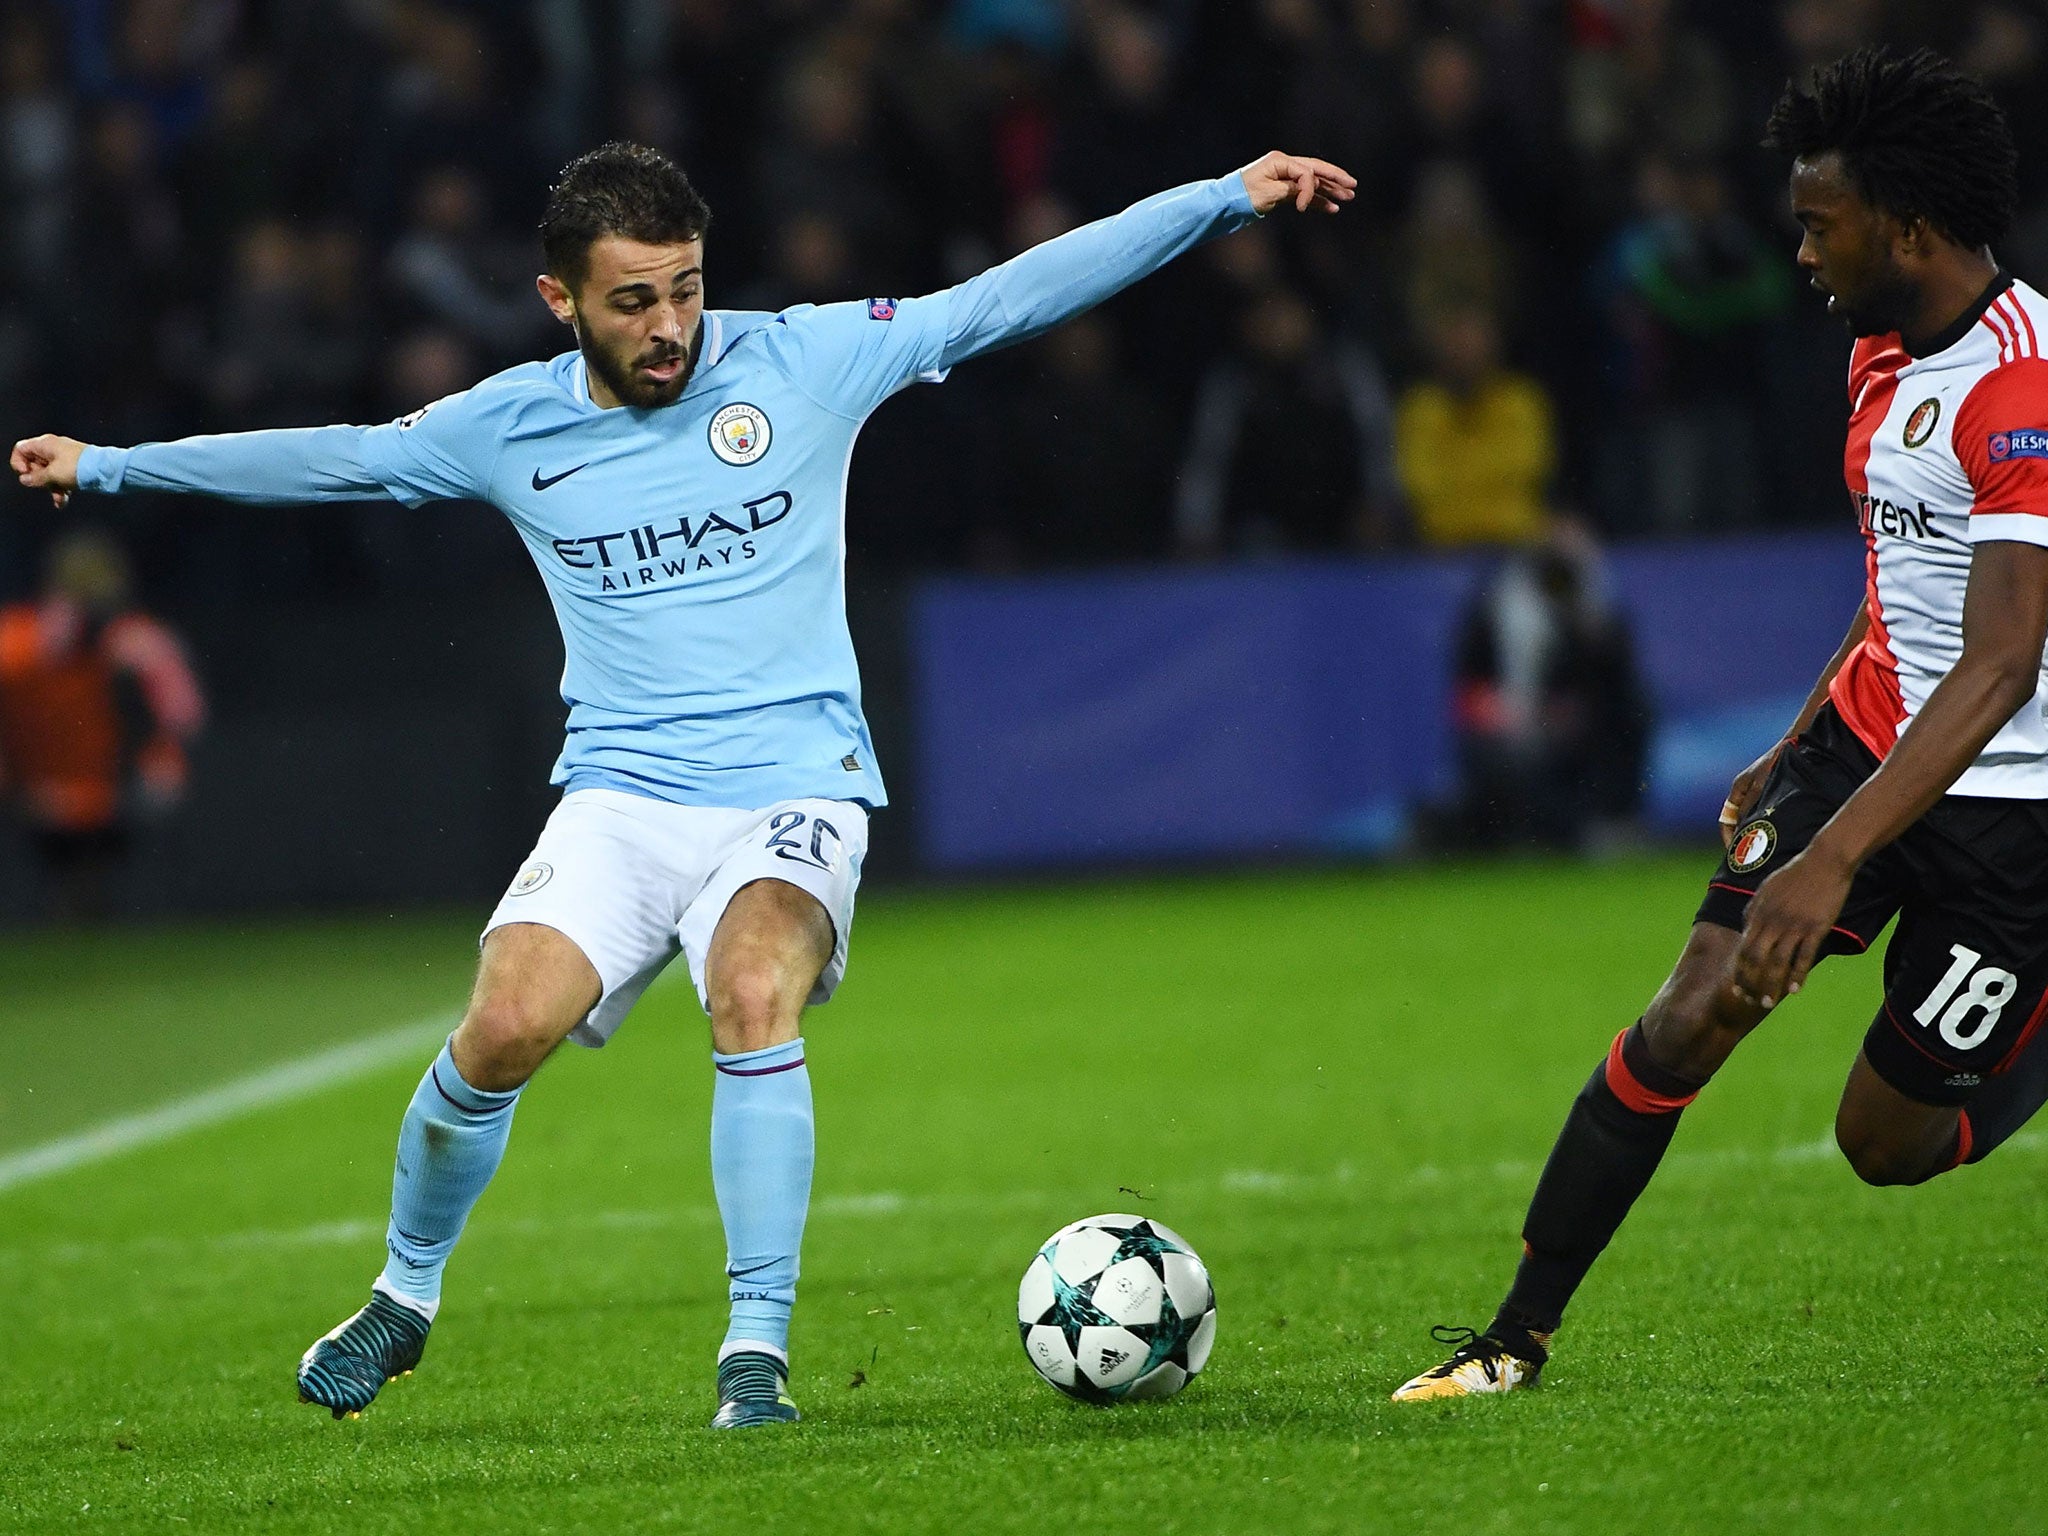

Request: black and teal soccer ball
left=1017, top=1213, right=1217, bottom=1403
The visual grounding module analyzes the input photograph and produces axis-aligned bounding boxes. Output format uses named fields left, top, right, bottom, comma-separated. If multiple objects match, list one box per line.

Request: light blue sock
left=374, top=1039, right=521, bottom=1320
left=710, top=1037, right=814, bottom=1360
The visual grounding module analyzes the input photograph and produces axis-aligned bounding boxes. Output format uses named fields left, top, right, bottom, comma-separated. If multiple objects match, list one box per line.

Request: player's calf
left=1392, top=1016, right=1708, bottom=1403
left=1499, top=1017, right=1709, bottom=1330
left=1395, top=925, right=1758, bottom=1401
left=298, top=928, right=593, bottom=1420
left=1499, top=924, right=1756, bottom=1320
left=703, top=877, right=832, bottom=1392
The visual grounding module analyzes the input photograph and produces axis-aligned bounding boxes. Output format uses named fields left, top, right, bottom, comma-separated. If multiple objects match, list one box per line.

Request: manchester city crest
left=510, top=861, right=553, bottom=895
left=709, top=402, right=772, bottom=466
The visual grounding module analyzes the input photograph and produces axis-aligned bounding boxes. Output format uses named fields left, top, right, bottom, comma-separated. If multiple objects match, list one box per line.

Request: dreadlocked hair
left=1764, top=46, right=2018, bottom=252
left=540, top=141, right=712, bottom=288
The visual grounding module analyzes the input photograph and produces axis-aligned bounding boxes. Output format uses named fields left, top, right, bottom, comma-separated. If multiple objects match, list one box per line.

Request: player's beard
left=1829, top=258, right=1920, bottom=340
left=580, top=323, right=698, bottom=409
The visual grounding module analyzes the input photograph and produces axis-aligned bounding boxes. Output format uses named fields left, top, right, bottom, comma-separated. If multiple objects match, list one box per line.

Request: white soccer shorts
left=481, top=788, right=870, bottom=1047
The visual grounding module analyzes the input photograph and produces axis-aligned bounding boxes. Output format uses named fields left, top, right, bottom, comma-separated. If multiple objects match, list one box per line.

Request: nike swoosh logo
left=532, top=463, right=589, bottom=491
left=726, top=1260, right=780, bottom=1280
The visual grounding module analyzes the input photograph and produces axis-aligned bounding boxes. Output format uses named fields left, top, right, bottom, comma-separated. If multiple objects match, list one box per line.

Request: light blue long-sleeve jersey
left=78, top=175, right=1258, bottom=809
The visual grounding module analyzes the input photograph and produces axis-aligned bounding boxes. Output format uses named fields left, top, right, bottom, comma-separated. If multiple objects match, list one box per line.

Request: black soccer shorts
left=1696, top=703, right=2048, bottom=1106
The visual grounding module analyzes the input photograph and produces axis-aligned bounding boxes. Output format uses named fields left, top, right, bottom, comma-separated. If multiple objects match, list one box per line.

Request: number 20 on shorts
left=765, top=810, right=841, bottom=871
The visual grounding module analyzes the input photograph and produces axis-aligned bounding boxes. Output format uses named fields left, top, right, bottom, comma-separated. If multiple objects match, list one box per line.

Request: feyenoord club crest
left=709, top=402, right=772, bottom=466
left=1902, top=397, right=1941, bottom=448
left=1728, top=821, right=1777, bottom=874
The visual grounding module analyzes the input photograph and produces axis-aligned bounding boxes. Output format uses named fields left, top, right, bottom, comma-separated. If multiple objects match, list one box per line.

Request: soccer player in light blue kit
left=13, top=142, right=1354, bottom=1427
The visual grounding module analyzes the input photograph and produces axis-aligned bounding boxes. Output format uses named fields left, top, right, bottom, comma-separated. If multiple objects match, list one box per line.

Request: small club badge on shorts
left=1728, top=820, right=1777, bottom=874
left=510, top=861, right=553, bottom=895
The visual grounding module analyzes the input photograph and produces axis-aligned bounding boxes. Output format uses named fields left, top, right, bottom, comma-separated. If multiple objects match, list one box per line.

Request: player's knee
left=1639, top=982, right=1753, bottom=1084
left=457, top=992, right=560, bottom=1087
left=707, top=963, right=802, bottom=1051
left=1834, top=1119, right=1934, bottom=1187
left=1636, top=924, right=1778, bottom=1083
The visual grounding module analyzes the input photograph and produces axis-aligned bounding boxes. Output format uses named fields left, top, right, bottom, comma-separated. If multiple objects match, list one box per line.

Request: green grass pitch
left=3, top=854, right=2045, bottom=1534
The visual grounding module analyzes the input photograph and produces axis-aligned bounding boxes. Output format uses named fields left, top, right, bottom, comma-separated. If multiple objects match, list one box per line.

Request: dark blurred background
left=1, top=0, right=2044, bottom=920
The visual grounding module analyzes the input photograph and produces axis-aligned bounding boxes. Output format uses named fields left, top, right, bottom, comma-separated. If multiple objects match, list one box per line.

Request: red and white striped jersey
left=1829, top=274, right=2048, bottom=798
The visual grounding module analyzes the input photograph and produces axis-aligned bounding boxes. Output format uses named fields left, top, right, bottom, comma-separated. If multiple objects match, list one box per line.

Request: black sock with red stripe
left=1490, top=1022, right=1705, bottom=1339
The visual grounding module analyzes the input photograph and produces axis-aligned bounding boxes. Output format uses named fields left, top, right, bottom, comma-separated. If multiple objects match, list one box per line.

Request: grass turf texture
left=2, top=855, right=2044, bottom=1534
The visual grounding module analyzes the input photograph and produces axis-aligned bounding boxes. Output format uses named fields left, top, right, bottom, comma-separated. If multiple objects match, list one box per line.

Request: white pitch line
left=0, top=1012, right=457, bottom=1196
left=4, top=1009, right=2042, bottom=1218
left=5, top=1128, right=2045, bottom=1267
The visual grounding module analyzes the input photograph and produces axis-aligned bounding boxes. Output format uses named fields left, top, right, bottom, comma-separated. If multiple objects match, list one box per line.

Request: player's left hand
left=1731, top=848, right=1855, bottom=1009
left=1237, top=152, right=1357, bottom=216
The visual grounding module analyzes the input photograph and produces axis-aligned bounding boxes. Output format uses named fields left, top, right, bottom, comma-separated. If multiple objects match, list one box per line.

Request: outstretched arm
left=934, top=152, right=1354, bottom=371
left=14, top=426, right=408, bottom=509
left=13, top=384, right=496, bottom=510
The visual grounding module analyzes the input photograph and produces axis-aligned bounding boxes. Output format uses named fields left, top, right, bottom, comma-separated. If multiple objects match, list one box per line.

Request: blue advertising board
left=913, top=534, right=1866, bottom=870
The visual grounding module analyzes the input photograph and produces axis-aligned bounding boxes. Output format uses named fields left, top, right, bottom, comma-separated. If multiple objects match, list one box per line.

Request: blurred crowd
left=4, top=0, right=2047, bottom=599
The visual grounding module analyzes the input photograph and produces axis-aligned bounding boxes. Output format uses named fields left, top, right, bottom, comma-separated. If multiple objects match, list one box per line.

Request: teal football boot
left=710, top=1350, right=800, bottom=1429
left=296, top=1292, right=431, bottom=1419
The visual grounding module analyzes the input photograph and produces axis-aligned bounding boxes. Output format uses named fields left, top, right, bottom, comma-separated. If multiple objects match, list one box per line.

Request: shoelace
left=1426, top=1324, right=1503, bottom=1383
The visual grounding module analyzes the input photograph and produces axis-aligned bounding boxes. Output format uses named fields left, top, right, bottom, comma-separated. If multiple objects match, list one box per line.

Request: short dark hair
left=540, top=141, right=713, bottom=288
left=1764, top=47, right=2018, bottom=252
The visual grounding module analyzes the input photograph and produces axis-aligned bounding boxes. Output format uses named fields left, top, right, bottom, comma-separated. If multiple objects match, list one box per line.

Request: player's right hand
left=1721, top=740, right=1788, bottom=847
left=11, top=434, right=87, bottom=509
left=1236, top=152, right=1357, bottom=216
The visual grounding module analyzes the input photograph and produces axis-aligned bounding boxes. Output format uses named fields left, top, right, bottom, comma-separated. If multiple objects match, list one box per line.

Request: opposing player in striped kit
left=1395, top=46, right=2048, bottom=1399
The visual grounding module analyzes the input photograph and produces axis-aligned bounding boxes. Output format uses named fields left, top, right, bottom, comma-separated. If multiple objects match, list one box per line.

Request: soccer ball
left=1017, top=1213, right=1217, bottom=1403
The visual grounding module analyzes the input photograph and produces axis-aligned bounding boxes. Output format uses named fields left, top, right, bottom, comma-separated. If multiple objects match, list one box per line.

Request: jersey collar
left=1905, top=267, right=2013, bottom=359
left=679, top=311, right=728, bottom=398
left=697, top=311, right=728, bottom=372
